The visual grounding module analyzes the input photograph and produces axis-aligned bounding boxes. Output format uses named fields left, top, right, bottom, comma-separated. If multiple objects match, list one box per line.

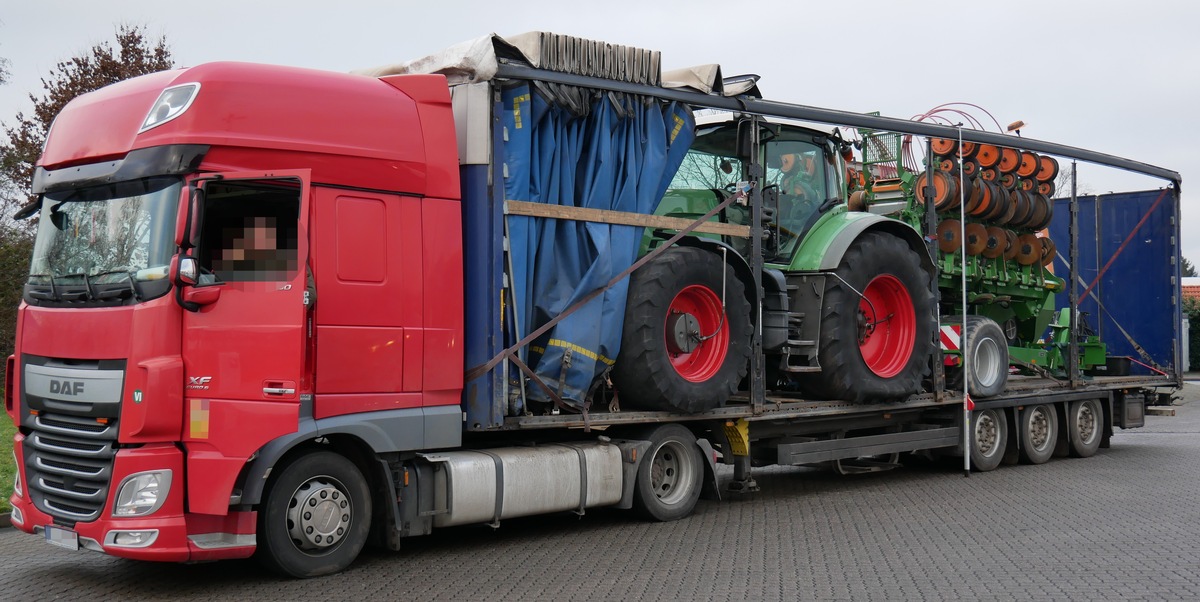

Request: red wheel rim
left=666, top=285, right=728, bottom=382
left=857, top=274, right=916, bottom=378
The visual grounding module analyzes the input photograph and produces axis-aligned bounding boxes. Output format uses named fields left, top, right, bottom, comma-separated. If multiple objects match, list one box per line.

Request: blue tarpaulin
left=1049, top=189, right=1179, bottom=374
left=502, top=83, right=695, bottom=410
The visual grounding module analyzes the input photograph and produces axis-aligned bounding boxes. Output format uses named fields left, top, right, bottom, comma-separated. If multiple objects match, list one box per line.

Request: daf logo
left=49, top=380, right=85, bottom=396
left=187, top=376, right=213, bottom=391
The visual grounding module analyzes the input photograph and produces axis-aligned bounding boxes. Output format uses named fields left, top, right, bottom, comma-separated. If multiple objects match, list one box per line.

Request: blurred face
left=780, top=153, right=797, bottom=173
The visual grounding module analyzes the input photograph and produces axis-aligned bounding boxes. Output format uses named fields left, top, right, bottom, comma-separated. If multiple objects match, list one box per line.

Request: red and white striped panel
left=939, top=324, right=963, bottom=351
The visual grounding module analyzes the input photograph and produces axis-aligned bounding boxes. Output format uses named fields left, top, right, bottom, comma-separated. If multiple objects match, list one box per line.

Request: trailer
left=4, top=32, right=1182, bottom=577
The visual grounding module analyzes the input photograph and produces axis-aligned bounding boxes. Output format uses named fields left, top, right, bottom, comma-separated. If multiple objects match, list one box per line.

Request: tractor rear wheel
left=802, top=232, right=935, bottom=402
left=612, top=246, right=751, bottom=413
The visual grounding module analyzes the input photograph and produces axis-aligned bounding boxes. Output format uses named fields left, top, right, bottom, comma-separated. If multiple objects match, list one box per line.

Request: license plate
left=45, top=526, right=80, bottom=551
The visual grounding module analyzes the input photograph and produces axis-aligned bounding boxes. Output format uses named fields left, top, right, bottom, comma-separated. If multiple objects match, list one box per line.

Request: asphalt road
left=3, top=386, right=1199, bottom=601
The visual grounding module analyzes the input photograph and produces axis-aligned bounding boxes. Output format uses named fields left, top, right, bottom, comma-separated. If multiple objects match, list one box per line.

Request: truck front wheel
left=256, top=450, right=372, bottom=578
left=613, top=247, right=751, bottom=413
left=803, top=232, right=935, bottom=402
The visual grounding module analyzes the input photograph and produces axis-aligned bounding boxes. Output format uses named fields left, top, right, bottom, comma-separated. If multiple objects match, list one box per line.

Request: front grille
left=25, top=413, right=118, bottom=523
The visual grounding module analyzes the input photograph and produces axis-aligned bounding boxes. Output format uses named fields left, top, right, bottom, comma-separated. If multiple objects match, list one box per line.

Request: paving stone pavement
left=3, top=386, right=1199, bottom=601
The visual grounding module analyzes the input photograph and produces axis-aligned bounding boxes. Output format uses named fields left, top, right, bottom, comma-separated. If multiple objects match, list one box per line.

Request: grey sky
left=1, top=0, right=1194, bottom=257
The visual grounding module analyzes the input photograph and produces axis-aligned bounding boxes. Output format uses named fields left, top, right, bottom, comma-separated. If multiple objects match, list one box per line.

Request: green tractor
left=610, top=115, right=1099, bottom=413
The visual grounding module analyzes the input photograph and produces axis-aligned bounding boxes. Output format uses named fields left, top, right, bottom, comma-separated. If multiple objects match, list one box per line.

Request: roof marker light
left=139, top=83, right=200, bottom=133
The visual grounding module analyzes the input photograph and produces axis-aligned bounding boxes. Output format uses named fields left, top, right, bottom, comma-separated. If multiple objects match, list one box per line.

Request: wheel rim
left=666, top=284, right=729, bottom=382
left=650, top=440, right=696, bottom=506
left=857, top=274, right=916, bottom=378
left=1076, top=400, right=1099, bottom=445
left=286, top=475, right=353, bottom=552
left=1027, top=406, right=1052, bottom=452
left=972, top=336, right=1003, bottom=389
left=975, top=411, right=1000, bottom=458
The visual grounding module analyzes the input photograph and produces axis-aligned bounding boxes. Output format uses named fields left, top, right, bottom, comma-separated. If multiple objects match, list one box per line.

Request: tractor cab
left=656, top=114, right=847, bottom=263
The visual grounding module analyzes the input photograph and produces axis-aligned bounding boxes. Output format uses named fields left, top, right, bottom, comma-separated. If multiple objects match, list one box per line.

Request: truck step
left=780, top=366, right=821, bottom=373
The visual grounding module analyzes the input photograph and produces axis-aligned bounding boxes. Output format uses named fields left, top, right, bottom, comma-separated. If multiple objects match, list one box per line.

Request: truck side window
left=198, top=181, right=300, bottom=282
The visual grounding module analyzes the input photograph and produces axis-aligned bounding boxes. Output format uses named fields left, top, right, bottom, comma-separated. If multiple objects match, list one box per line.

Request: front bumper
left=9, top=439, right=257, bottom=562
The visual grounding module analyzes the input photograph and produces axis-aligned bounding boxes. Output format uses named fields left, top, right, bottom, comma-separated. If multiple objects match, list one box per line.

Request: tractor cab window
left=765, top=138, right=828, bottom=255
left=197, top=181, right=300, bottom=283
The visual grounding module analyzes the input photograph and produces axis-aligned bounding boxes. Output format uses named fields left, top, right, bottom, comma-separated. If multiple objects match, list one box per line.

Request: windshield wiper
left=27, top=274, right=60, bottom=301
left=86, top=270, right=142, bottom=301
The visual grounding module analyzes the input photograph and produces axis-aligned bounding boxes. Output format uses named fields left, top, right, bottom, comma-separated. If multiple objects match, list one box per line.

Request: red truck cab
left=6, top=62, right=464, bottom=564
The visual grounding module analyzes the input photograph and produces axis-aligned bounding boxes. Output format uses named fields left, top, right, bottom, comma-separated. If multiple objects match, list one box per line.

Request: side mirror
left=176, top=256, right=199, bottom=287
left=172, top=255, right=220, bottom=312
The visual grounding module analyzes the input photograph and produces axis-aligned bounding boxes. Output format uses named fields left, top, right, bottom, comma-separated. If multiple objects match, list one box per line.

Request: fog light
left=12, top=451, right=21, bottom=497
left=113, top=470, right=172, bottom=517
left=107, top=529, right=159, bottom=548
left=10, top=505, right=23, bottom=526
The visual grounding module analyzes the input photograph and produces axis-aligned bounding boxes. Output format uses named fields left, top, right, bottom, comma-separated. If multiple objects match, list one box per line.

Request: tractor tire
left=946, top=315, right=1009, bottom=398
left=612, top=246, right=751, bottom=413
left=801, top=232, right=935, bottom=403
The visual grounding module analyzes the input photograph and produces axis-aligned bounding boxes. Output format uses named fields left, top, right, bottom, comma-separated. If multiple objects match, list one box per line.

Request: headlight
left=112, top=470, right=172, bottom=517
left=11, top=451, right=20, bottom=497
left=139, top=83, right=200, bottom=133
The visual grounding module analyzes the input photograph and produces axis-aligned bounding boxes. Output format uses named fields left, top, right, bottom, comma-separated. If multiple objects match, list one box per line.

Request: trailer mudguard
left=788, top=208, right=934, bottom=275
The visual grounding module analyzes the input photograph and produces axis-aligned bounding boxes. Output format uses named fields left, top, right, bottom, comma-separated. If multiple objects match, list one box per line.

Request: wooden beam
left=505, top=199, right=750, bottom=238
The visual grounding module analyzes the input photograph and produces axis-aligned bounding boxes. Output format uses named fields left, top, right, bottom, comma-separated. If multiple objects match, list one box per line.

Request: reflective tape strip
left=940, top=325, right=962, bottom=351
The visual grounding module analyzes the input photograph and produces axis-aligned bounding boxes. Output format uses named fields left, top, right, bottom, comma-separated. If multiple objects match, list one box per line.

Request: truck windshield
left=29, top=176, right=181, bottom=286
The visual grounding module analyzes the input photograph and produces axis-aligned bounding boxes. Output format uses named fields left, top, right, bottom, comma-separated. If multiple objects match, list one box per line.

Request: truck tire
left=633, top=424, right=704, bottom=521
left=946, top=315, right=1009, bottom=398
left=803, top=232, right=935, bottom=402
left=1018, top=404, right=1058, bottom=464
left=1067, top=398, right=1104, bottom=458
left=256, top=450, right=372, bottom=578
left=613, top=246, right=751, bottom=413
left=970, top=408, right=1007, bottom=472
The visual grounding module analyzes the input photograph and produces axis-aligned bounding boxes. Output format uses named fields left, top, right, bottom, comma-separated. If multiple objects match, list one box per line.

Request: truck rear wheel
left=613, top=247, right=751, bottom=413
left=946, top=315, right=1009, bottom=398
left=633, top=424, right=704, bottom=521
left=1018, top=404, right=1058, bottom=464
left=803, top=232, right=934, bottom=402
left=256, top=450, right=372, bottom=578
left=1068, top=398, right=1103, bottom=458
left=970, top=408, right=1007, bottom=472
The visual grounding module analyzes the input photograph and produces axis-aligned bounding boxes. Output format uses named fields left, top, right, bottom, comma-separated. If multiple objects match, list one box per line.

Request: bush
left=1185, top=297, right=1200, bottom=372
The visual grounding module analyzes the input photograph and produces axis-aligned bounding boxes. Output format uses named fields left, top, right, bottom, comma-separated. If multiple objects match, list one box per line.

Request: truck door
left=182, top=171, right=311, bottom=405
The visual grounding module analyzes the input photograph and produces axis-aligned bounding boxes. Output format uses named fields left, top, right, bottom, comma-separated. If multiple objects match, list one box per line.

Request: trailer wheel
left=946, top=315, right=1008, bottom=398
left=803, top=232, right=934, bottom=402
left=633, top=424, right=704, bottom=521
left=256, top=451, right=372, bottom=578
left=970, top=408, right=1007, bottom=472
left=613, top=247, right=751, bottom=413
left=1068, top=399, right=1104, bottom=458
left=1018, top=404, right=1058, bottom=464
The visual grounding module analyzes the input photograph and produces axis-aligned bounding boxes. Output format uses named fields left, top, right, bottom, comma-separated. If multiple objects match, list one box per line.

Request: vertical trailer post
left=957, top=126, right=970, bottom=475
left=748, top=116, right=766, bottom=412
left=1069, top=162, right=1080, bottom=386
left=924, top=137, right=944, bottom=400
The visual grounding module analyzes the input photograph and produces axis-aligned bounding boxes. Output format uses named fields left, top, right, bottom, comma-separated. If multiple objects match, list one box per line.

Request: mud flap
left=611, top=439, right=652, bottom=510
left=696, top=438, right=722, bottom=501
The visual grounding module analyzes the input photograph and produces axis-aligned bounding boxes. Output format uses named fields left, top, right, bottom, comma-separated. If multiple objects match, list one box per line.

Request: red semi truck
left=5, top=33, right=1182, bottom=577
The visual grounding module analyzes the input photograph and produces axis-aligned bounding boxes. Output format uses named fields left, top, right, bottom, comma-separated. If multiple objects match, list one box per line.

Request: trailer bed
left=501, top=374, right=1176, bottom=430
